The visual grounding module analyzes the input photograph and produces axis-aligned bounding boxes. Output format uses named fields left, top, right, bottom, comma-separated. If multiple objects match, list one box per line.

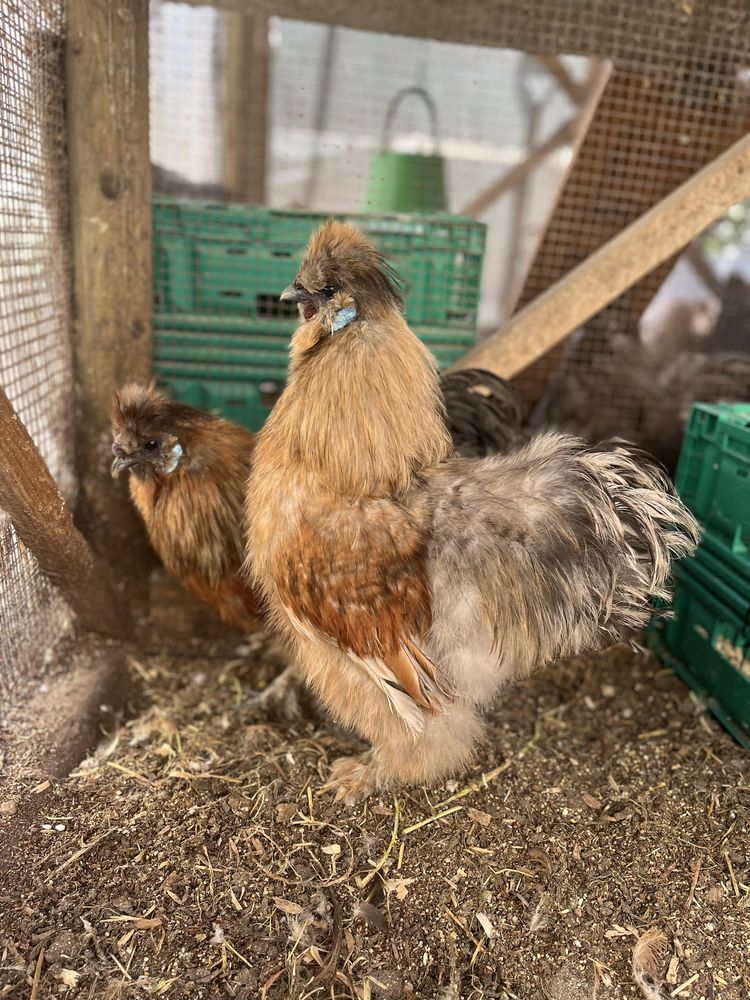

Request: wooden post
left=66, top=0, right=154, bottom=602
left=222, top=11, right=270, bottom=202
left=0, top=386, right=129, bottom=639
left=451, top=131, right=750, bottom=379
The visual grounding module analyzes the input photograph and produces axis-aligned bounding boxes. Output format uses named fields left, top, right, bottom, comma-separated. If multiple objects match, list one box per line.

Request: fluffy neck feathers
left=263, top=311, right=452, bottom=497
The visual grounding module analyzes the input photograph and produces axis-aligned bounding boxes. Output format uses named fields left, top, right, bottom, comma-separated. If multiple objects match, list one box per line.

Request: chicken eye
left=322, top=285, right=335, bottom=299
left=144, top=439, right=159, bottom=451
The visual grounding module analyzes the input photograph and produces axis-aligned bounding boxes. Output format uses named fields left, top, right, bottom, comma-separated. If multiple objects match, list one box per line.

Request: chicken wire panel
left=149, top=0, right=750, bottom=462
left=0, top=0, right=76, bottom=708
left=149, top=1, right=582, bottom=402
left=515, top=51, right=750, bottom=445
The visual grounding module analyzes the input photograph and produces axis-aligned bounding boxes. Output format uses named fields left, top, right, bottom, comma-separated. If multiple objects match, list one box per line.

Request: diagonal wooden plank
left=507, top=66, right=750, bottom=405
left=0, top=385, right=130, bottom=639
left=451, top=131, right=750, bottom=379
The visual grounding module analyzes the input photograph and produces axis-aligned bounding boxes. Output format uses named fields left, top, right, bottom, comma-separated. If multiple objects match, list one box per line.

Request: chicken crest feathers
left=112, top=382, right=214, bottom=440
left=298, top=219, right=404, bottom=312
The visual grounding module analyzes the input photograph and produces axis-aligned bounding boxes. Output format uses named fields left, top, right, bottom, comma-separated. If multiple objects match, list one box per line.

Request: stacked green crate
left=647, top=402, right=750, bottom=746
left=152, top=198, right=486, bottom=430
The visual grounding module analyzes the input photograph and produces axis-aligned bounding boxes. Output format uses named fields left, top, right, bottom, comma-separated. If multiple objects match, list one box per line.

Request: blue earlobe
left=332, top=305, right=358, bottom=333
left=164, top=442, right=183, bottom=474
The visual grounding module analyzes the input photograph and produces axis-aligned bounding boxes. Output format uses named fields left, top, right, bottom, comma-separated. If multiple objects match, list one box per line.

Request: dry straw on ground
left=1, top=628, right=749, bottom=998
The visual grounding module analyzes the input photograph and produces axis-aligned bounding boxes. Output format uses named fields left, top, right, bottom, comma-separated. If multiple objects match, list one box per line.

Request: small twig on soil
left=402, top=805, right=463, bottom=836
left=671, top=972, right=699, bottom=997
left=53, top=827, right=117, bottom=876
left=435, top=716, right=545, bottom=810
left=167, top=769, right=242, bottom=783
left=224, top=939, right=254, bottom=969
left=436, top=761, right=512, bottom=809
left=724, top=851, right=740, bottom=897
left=30, top=946, right=44, bottom=1000
left=359, top=797, right=400, bottom=887
left=107, top=761, right=154, bottom=786
left=684, top=855, right=703, bottom=912
left=443, top=906, right=482, bottom=949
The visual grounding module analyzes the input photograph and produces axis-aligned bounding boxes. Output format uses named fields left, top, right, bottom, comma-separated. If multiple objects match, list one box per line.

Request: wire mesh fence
left=1, top=0, right=750, bottom=708
left=149, top=0, right=750, bottom=460
left=0, top=0, right=75, bottom=709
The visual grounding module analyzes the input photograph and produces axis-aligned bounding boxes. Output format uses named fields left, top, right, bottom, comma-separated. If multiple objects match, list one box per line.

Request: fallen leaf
left=384, top=877, right=415, bottom=900
left=273, top=897, right=304, bottom=915
left=275, top=803, right=297, bottom=823
left=58, top=969, right=79, bottom=987
left=581, top=793, right=602, bottom=809
left=466, top=807, right=492, bottom=827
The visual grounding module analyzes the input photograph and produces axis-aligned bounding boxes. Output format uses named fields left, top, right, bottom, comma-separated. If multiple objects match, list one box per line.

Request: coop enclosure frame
left=2, top=0, right=750, bottom=838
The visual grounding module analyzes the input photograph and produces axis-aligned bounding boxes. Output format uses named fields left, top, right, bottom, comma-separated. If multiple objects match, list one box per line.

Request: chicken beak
left=111, top=454, right=139, bottom=478
left=280, top=283, right=304, bottom=303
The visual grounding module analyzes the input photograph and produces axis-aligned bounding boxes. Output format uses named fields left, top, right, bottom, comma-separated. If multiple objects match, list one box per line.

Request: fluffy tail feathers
left=426, top=433, right=700, bottom=686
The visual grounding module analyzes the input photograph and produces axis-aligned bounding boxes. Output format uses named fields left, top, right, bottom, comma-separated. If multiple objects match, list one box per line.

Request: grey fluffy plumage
left=424, top=435, right=699, bottom=691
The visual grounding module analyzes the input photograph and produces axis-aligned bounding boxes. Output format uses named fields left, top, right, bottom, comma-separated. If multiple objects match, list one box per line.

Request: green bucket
left=365, top=87, right=447, bottom=213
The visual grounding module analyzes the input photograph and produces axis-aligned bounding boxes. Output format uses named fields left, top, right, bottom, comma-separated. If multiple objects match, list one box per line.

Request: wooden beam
left=66, top=0, right=154, bottom=602
left=169, top=0, right=749, bottom=70
left=451, top=131, right=750, bottom=379
left=506, top=65, right=750, bottom=407
left=461, top=117, right=577, bottom=217
left=534, top=55, right=588, bottom=105
left=222, top=11, right=270, bottom=202
left=0, top=386, right=129, bottom=639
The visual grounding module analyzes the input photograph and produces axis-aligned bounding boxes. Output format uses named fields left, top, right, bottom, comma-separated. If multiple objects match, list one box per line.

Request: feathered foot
left=323, top=752, right=379, bottom=804
left=246, top=665, right=307, bottom=721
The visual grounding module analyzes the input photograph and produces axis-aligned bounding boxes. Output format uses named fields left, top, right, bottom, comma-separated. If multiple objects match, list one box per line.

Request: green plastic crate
left=152, top=198, right=486, bottom=431
left=155, top=373, right=283, bottom=431
left=675, top=402, right=750, bottom=574
left=153, top=321, right=476, bottom=431
left=683, top=537, right=750, bottom=608
left=647, top=562, right=750, bottom=748
left=153, top=197, right=486, bottom=335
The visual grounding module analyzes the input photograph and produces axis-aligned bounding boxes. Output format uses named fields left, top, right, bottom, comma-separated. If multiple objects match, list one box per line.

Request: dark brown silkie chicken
left=440, top=368, right=528, bottom=457
left=110, top=374, right=527, bottom=717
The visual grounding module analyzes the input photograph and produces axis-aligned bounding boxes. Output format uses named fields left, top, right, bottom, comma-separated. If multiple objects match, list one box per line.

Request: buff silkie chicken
left=244, top=221, right=699, bottom=801
left=111, top=376, right=526, bottom=719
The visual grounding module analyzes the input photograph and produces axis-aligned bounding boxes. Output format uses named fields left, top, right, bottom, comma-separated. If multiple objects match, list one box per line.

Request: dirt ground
left=1, top=627, right=749, bottom=1000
